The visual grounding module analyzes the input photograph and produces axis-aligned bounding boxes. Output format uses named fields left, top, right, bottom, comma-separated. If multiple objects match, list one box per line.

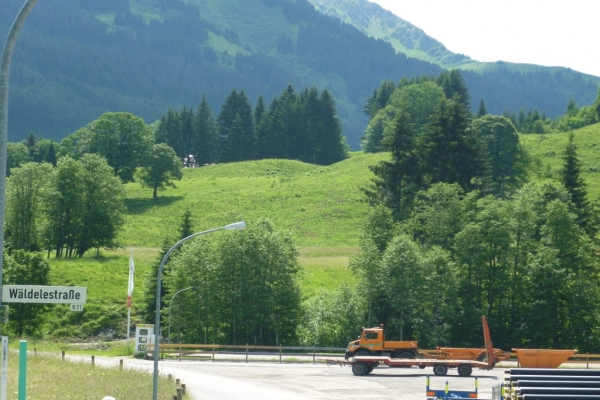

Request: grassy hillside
left=520, top=122, right=600, bottom=200
left=119, top=124, right=600, bottom=254
left=121, top=152, right=388, bottom=249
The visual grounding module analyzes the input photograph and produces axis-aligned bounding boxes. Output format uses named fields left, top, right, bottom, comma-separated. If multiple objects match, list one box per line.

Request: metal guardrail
left=147, top=344, right=600, bottom=367
left=147, top=343, right=347, bottom=363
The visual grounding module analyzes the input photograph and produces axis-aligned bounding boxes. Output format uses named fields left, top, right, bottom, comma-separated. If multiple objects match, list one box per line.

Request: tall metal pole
left=0, top=0, right=39, bottom=327
left=152, top=222, right=246, bottom=400
left=167, top=286, right=196, bottom=344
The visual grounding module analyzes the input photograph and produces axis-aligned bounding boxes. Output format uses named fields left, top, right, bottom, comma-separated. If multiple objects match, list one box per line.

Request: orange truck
left=345, top=324, right=510, bottom=363
left=345, top=325, right=419, bottom=359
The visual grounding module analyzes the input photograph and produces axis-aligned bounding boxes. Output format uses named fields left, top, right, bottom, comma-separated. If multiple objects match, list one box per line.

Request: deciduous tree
left=5, top=162, right=53, bottom=251
left=59, top=112, right=154, bottom=182
left=138, top=143, right=183, bottom=199
left=2, top=249, right=51, bottom=336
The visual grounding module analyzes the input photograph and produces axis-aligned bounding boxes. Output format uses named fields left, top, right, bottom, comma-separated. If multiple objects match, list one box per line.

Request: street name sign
left=1, top=285, right=87, bottom=305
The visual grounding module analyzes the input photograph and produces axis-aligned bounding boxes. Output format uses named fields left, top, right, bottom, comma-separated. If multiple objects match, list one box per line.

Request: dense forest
left=1, top=0, right=599, bottom=149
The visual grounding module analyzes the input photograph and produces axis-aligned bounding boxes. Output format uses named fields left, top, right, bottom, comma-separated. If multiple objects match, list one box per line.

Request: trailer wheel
left=418, top=364, right=426, bottom=369
left=433, top=364, right=448, bottom=376
left=457, top=364, right=472, bottom=377
left=352, top=362, right=370, bottom=376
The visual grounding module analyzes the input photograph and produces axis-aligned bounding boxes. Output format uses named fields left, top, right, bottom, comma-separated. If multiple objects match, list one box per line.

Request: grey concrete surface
left=57, top=350, right=600, bottom=399
left=90, top=356, right=508, bottom=400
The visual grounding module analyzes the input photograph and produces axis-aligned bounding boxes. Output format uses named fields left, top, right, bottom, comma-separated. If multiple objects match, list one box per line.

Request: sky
left=368, top=0, right=600, bottom=78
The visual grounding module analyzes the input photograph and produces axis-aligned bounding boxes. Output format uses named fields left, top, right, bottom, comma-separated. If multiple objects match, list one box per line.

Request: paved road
left=92, top=356, right=507, bottom=400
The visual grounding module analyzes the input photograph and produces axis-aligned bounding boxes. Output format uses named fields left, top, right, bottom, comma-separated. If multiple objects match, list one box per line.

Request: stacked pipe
left=504, top=368, right=600, bottom=400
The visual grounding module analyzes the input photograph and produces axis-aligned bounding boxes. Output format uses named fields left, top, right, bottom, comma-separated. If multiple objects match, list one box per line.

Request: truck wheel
left=458, top=364, right=472, bottom=377
left=433, top=364, right=448, bottom=376
left=352, top=362, right=370, bottom=376
left=396, top=351, right=414, bottom=359
left=355, top=350, right=371, bottom=357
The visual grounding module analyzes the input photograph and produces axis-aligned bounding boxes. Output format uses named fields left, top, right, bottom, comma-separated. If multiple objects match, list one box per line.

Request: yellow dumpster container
left=512, top=349, right=577, bottom=368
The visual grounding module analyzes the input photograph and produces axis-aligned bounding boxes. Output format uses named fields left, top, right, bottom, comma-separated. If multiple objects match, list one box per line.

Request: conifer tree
left=298, top=87, right=321, bottom=162
left=261, top=98, right=286, bottom=159
left=365, top=111, right=420, bottom=221
left=561, top=132, right=593, bottom=235
left=313, top=89, right=347, bottom=165
left=179, top=210, right=194, bottom=239
left=218, top=90, right=255, bottom=162
left=438, top=70, right=470, bottom=109
left=180, top=105, right=195, bottom=165
left=156, top=109, right=184, bottom=160
left=25, top=132, right=36, bottom=159
left=254, top=95, right=266, bottom=127
left=254, top=97, right=270, bottom=160
left=193, top=95, right=219, bottom=165
left=363, top=80, right=395, bottom=119
left=44, top=143, right=57, bottom=166
left=417, top=96, right=483, bottom=191
left=477, top=99, right=487, bottom=118
left=278, top=85, right=299, bottom=160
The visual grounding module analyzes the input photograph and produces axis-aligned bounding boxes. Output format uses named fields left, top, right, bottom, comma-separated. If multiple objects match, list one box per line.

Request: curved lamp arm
left=167, top=286, right=197, bottom=344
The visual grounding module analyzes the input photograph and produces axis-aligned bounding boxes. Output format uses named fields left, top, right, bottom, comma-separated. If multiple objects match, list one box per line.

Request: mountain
left=308, top=0, right=474, bottom=67
left=309, top=0, right=600, bottom=106
left=1, top=0, right=599, bottom=150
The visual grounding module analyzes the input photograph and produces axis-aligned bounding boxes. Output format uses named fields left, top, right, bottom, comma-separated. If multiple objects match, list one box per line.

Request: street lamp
left=167, top=286, right=197, bottom=344
left=0, top=0, right=39, bottom=329
left=152, top=221, right=246, bottom=400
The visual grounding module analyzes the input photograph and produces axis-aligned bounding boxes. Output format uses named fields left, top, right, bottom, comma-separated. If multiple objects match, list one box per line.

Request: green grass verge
left=6, top=351, right=185, bottom=399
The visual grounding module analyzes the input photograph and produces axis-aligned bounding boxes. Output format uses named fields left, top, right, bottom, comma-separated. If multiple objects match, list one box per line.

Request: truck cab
left=345, top=326, right=419, bottom=359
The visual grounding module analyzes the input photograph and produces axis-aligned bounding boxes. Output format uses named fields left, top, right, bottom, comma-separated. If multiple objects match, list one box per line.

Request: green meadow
left=45, top=124, right=600, bottom=324
left=520, top=123, right=600, bottom=200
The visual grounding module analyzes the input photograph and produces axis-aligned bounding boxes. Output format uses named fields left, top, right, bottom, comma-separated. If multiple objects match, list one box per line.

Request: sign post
left=0, top=336, right=7, bottom=400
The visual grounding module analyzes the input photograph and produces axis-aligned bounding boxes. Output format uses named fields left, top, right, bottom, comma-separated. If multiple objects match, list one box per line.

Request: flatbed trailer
left=329, top=316, right=496, bottom=378
left=328, top=356, right=490, bottom=377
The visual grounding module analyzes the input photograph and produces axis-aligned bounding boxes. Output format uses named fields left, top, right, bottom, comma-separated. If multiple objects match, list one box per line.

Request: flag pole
left=127, top=249, right=134, bottom=348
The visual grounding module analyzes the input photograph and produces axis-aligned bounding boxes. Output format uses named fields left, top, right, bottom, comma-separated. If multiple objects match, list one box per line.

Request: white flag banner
left=127, top=251, right=134, bottom=308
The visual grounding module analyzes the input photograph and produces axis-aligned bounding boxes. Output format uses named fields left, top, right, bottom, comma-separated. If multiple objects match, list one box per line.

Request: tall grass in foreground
left=6, top=352, right=185, bottom=400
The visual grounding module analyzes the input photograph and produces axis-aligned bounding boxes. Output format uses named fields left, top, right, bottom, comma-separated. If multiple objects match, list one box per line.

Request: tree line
left=156, top=85, right=348, bottom=166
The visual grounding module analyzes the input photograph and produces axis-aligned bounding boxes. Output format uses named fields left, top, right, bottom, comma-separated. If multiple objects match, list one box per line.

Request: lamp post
left=152, top=221, right=246, bottom=400
left=0, top=0, right=38, bottom=330
left=167, top=286, right=196, bottom=344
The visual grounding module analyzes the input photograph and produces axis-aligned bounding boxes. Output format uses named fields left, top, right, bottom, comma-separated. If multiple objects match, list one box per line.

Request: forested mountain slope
left=309, top=0, right=600, bottom=114
left=2, top=0, right=598, bottom=149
